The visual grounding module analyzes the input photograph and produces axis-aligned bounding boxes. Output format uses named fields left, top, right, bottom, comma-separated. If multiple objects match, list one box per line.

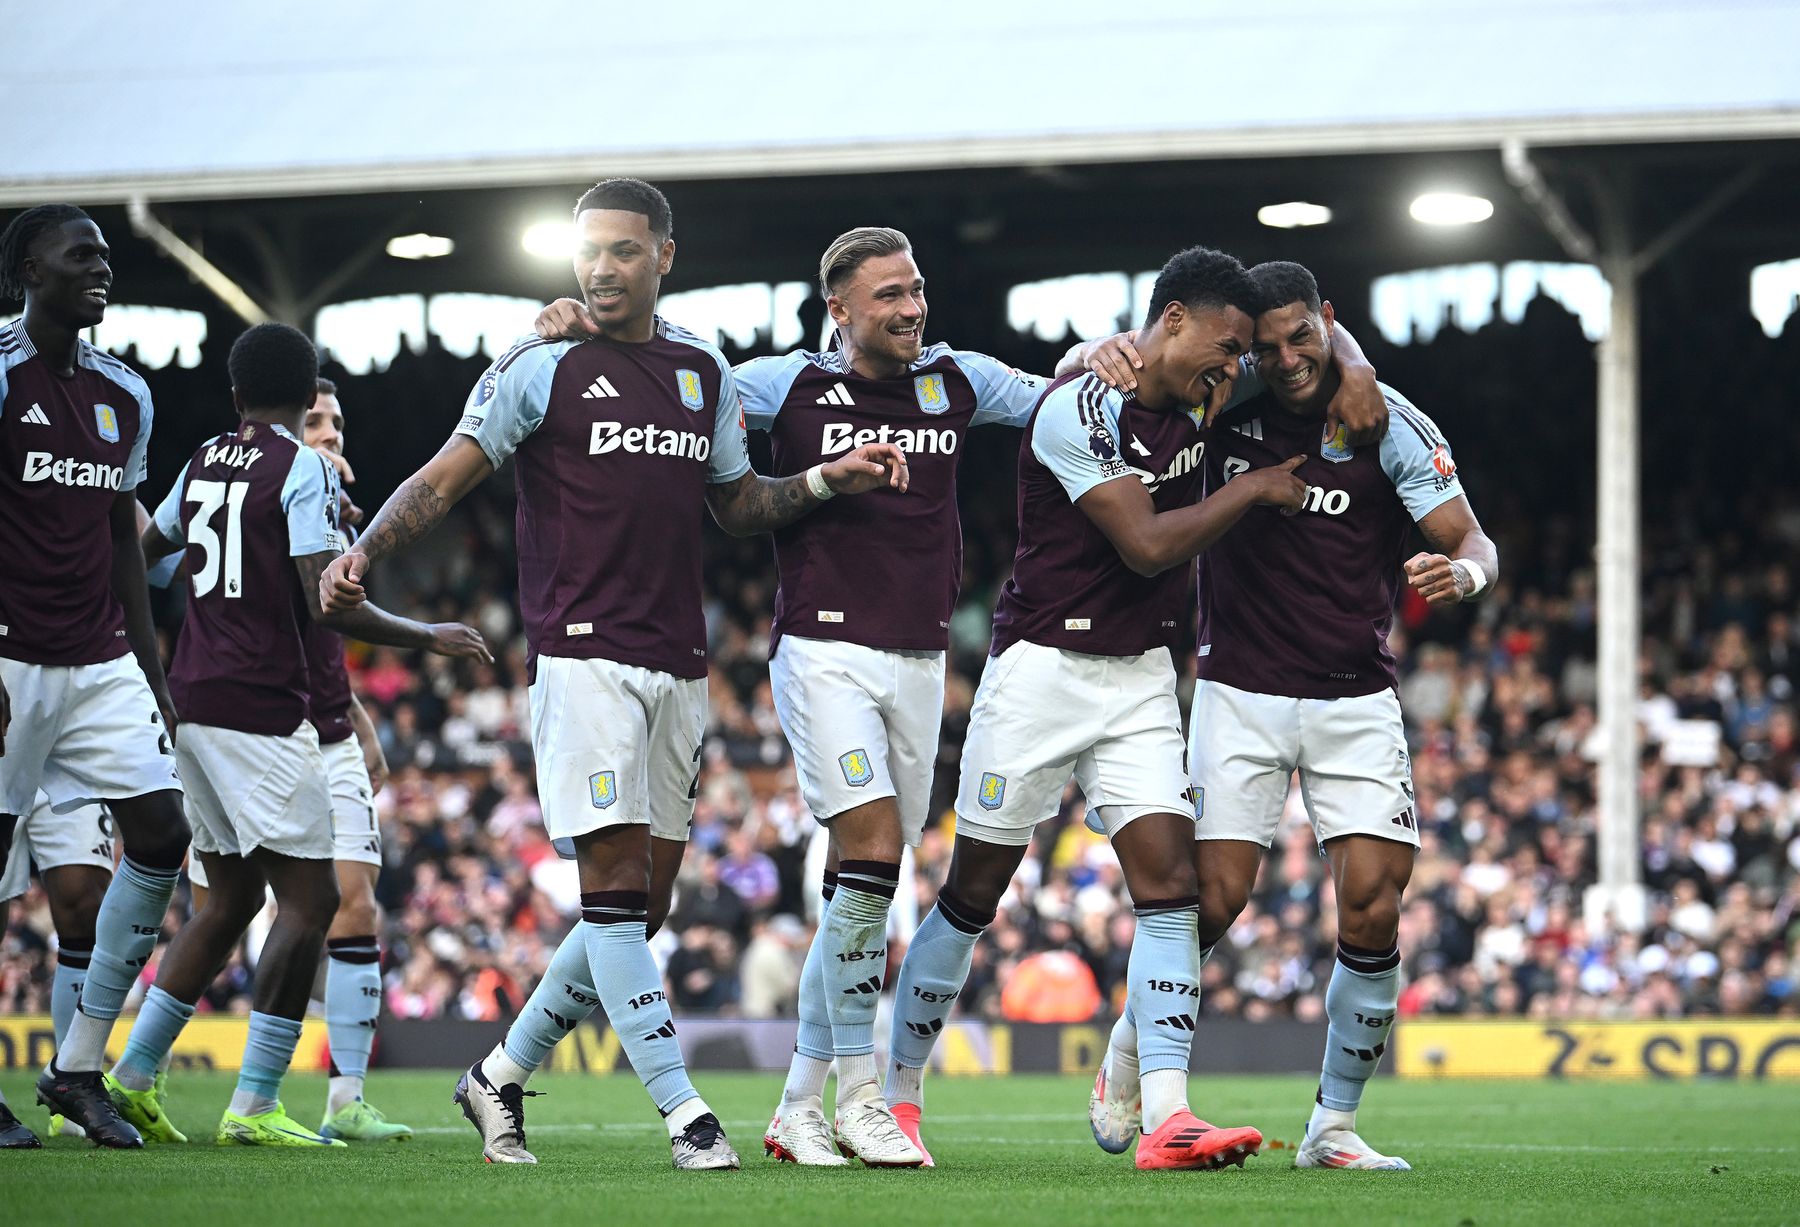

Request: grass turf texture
left=2, top=1071, right=1794, bottom=1226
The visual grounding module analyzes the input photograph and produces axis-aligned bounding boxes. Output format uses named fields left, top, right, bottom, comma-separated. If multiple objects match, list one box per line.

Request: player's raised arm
left=704, top=444, right=909, bottom=535
left=1322, top=322, right=1386, bottom=445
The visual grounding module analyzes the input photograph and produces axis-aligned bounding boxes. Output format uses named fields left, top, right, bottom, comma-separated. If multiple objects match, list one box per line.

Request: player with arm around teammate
left=0, top=205, right=192, bottom=1148
left=319, top=178, right=905, bottom=1169
left=1087, top=261, right=1499, bottom=1171
left=884, top=246, right=1307, bottom=1171
left=103, top=324, right=490, bottom=1147
left=533, top=225, right=1051, bottom=1167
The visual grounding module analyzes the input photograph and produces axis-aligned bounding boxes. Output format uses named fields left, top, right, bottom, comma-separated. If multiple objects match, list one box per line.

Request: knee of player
left=116, top=795, right=192, bottom=871
left=329, top=891, right=380, bottom=938
left=1195, top=883, right=1250, bottom=943
left=1337, top=893, right=1401, bottom=948
left=281, top=873, right=342, bottom=929
left=1130, top=864, right=1200, bottom=909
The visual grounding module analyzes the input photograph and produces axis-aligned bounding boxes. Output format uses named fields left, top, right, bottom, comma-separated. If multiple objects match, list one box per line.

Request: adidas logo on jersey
left=815, top=382, right=856, bottom=406
left=581, top=376, right=622, bottom=399
left=21, top=403, right=50, bottom=425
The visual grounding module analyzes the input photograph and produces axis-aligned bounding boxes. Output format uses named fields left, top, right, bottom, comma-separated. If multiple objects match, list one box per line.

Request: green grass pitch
left=3, top=1071, right=1794, bottom=1226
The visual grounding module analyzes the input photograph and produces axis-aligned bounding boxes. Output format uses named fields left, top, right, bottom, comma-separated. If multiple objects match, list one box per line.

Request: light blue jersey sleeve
left=120, top=374, right=154, bottom=493
left=946, top=349, right=1050, bottom=428
left=282, top=447, right=343, bottom=557
left=732, top=351, right=814, bottom=431
left=150, top=456, right=196, bottom=546
left=1377, top=384, right=1464, bottom=521
left=452, top=339, right=567, bottom=469
left=708, top=364, right=753, bottom=484
left=1029, top=377, right=1133, bottom=504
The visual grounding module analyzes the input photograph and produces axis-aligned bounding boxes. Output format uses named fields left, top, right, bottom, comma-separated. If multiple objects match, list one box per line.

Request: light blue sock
left=580, top=894, right=696, bottom=1116
left=324, top=937, right=381, bottom=1084
left=503, top=926, right=600, bottom=1071
left=51, top=946, right=91, bottom=1047
left=780, top=905, right=834, bottom=1107
left=112, top=985, right=195, bottom=1091
left=233, top=1011, right=303, bottom=1114
left=1129, top=905, right=1202, bottom=1076
left=1315, top=941, right=1401, bottom=1116
left=820, top=860, right=899, bottom=1090
left=885, top=891, right=992, bottom=1107
left=56, top=857, right=179, bottom=1070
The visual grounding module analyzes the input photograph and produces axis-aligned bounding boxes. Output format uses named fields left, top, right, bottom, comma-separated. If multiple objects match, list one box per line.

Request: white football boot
left=764, top=1101, right=850, bottom=1166
left=671, top=1110, right=740, bottom=1171
left=1088, top=1059, right=1140, bottom=1155
left=1295, top=1121, right=1411, bottom=1171
left=452, top=1063, right=539, bottom=1164
left=833, top=1082, right=925, bottom=1168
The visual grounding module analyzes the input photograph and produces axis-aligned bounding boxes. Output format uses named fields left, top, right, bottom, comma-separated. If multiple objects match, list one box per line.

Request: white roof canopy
left=5, top=0, right=1797, bottom=205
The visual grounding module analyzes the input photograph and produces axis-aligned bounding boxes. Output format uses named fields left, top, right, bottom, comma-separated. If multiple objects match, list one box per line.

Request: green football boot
left=319, top=1099, right=413, bottom=1143
left=216, top=1102, right=346, bottom=1147
left=105, top=1072, right=188, bottom=1143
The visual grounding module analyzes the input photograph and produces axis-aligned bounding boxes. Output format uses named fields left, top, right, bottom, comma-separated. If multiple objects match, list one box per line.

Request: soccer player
left=181, top=378, right=410, bottom=1141
left=884, top=246, right=1309, bottom=1172
left=530, top=225, right=1054, bottom=1168
left=318, top=178, right=906, bottom=1169
left=106, top=322, right=491, bottom=1147
left=0, top=204, right=192, bottom=1149
left=1086, top=261, right=1498, bottom=1170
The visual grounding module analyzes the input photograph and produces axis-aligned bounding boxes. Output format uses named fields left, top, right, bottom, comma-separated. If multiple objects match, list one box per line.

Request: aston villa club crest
left=94, top=404, right=120, bottom=443
left=675, top=368, right=705, bottom=411
left=589, top=770, right=618, bottom=809
left=977, top=772, right=1006, bottom=811
left=839, top=749, right=873, bottom=787
left=914, top=373, right=949, bottom=414
left=1320, top=422, right=1353, bottom=463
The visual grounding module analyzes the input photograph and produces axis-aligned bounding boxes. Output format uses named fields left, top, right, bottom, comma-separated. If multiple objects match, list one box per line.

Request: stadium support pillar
left=1505, top=145, right=1760, bottom=935
left=1590, top=193, right=1646, bottom=935
left=127, top=197, right=270, bottom=326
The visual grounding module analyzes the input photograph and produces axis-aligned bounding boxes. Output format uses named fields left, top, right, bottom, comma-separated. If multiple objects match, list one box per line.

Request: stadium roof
left=5, top=0, right=1799, bottom=206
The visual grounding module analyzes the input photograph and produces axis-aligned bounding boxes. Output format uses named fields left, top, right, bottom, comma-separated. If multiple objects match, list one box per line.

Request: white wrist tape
left=1452, top=558, right=1489, bottom=598
left=805, top=464, right=836, bottom=501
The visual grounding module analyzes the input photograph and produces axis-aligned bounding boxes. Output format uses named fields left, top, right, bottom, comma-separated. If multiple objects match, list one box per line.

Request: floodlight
left=1257, top=202, right=1333, bottom=229
left=385, top=233, right=454, bottom=260
left=1410, top=193, right=1494, bottom=226
left=521, top=221, right=575, bottom=260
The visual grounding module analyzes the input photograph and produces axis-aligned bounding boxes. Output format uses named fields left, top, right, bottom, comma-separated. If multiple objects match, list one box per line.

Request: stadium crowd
left=4, top=289, right=1799, bottom=1031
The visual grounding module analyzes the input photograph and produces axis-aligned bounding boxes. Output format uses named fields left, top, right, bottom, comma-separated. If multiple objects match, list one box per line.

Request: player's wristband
left=805, top=464, right=836, bottom=501
left=1451, top=559, right=1489, bottom=599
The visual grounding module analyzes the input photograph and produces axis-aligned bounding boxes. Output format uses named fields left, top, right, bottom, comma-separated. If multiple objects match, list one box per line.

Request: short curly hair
left=1143, top=246, right=1258, bottom=329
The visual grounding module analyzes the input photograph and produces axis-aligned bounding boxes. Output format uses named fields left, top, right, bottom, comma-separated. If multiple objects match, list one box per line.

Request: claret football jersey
left=455, top=319, right=751, bottom=681
left=734, top=344, right=1046, bottom=652
left=1196, top=382, right=1464, bottom=698
left=153, top=421, right=343, bottom=734
left=0, top=321, right=154, bottom=665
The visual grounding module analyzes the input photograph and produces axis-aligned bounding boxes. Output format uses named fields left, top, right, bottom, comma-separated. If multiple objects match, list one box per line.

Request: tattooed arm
left=704, top=442, right=910, bottom=537
left=1406, top=494, right=1499, bottom=606
left=319, top=436, right=493, bottom=613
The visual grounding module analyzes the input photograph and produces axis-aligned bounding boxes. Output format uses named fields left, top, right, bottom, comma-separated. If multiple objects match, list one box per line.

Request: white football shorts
left=529, top=653, right=706, bottom=854
left=322, top=736, right=381, bottom=867
left=0, top=791, right=115, bottom=901
left=176, top=720, right=333, bottom=861
left=954, top=641, right=1191, bottom=847
left=1188, top=679, right=1420, bottom=849
left=769, top=635, right=944, bottom=847
left=0, top=655, right=182, bottom=818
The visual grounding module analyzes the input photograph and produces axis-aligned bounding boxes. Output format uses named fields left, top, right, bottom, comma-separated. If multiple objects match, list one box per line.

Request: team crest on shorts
left=977, top=772, right=1006, bottom=811
left=589, top=770, right=618, bottom=809
left=94, top=404, right=121, bottom=443
left=1190, top=785, right=1205, bottom=819
left=1320, top=422, right=1353, bottom=462
left=914, top=373, right=949, bottom=414
left=839, top=749, right=873, bottom=787
left=675, top=369, right=705, bottom=411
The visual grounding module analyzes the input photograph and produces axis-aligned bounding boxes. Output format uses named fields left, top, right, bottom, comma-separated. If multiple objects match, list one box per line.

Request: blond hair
left=818, top=226, right=912, bottom=297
